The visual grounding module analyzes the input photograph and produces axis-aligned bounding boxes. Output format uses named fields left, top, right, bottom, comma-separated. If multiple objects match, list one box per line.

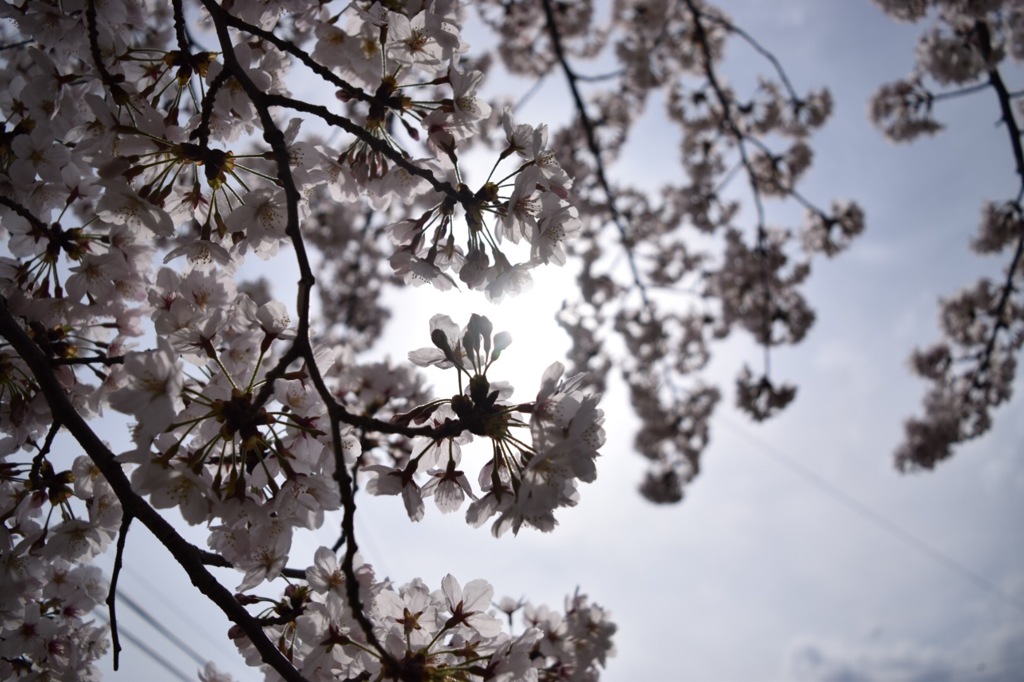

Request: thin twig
left=540, top=0, right=651, bottom=308
left=106, top=512, right=133, bottom=670
left=931, top=80, right=992, bottom=103
left=191, top=68, right=230, bottom=147
left=49, top=355, right=125, bottom=366
left=263, top=93, right=457, bottom=196
left=28, top=421, right=60, bottom=489
left=0, top=40, right=32, bottom=51
left=699, top=10, right=801, bottom=103
left=171, top=0, right=191, bottom=56
left=85, top=0, right=118, bottom=90
left=202, top=3, right=369, bottom=104
left=0, top=195, right=48, bottom=233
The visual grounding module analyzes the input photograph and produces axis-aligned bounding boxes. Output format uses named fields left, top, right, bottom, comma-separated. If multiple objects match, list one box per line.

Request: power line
left=719, top=414, right=1024, bottom=615
left=94, top=609, right=195, bottom=682
left=122, top=562, right=228, bottom=653
left=115, top=589, right=213, bottom=669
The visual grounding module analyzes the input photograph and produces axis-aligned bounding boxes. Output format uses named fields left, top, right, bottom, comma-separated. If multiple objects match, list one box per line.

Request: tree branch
left=202, top=2, right=369, bottom=104
left=540, top=0, right=651, bottom=308
left=200, top=2, right=395, bottom=665
left=0, top=299, right=309, bottom=682
left=965, top=21, right=1024, bottom=400
left=684, top=0, right=774, bottom=372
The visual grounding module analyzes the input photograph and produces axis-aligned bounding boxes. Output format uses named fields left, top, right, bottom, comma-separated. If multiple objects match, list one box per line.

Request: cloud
left=783, top=623, right=1024, bottom=682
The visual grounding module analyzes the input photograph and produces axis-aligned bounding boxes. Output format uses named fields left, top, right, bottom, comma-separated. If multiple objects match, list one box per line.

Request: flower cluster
left=366, top=313, right=606, bottom=536
left=869, top=0, right=1024, bottom=470
left=0, top=454, right=118, bottom=680
left=299, top=4, right=583, bottom=302
left=223, top=548, right=615, bottom=682
left=385, top=108, right=580, bottom=302
left=869, top=78, right=945, bottom=142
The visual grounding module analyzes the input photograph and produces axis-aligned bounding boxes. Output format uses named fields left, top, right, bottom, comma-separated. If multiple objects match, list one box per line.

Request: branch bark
left=0, top=298, right=309, bottom=682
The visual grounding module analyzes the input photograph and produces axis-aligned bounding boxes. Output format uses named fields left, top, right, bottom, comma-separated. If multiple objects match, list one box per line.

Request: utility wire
left=720, top=414, right=1024, bottom=615
left=94, top=609, right=194, bottom=682
left=122, top=562, right=227, bottom=653
left=115, top=588, right=213, bottom=669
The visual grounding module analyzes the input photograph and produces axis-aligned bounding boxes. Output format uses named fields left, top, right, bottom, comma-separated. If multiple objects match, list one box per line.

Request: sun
left=374, top=263, right=577, bottom=399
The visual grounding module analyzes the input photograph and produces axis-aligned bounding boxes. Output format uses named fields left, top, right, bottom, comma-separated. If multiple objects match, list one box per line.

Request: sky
left=91, top=2, right=1024, bottom=681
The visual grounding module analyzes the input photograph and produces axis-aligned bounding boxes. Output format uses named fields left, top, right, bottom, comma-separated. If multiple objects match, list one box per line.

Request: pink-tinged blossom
left=162, top=239, right=235, bottom=269
left=202, top=42, right=271, bottom=136
left=223, top=188, right=289, bottom=259
left=501, top=107, right=537, bottom=159
left=802, top=200, right=865, bottom=257
left=0, top=603, right=55, bottom=661
left=108, top=338, right=184, bottom=441
left=70, top=456, right=101, bottom=499
left=65, top=252, right=131, bottom=304
left=486, top=252, right=533, bottom=303
left=486, top=629, right=543, bottom=682
left=312, top=22, right=356, bottom=73
left=389, top=248, right=460, bottom=290
left=408, top=313, right=463, bottom=369
left=40, top=519, right=109, bottom=562
left=295, top=605, right=358, bottom=677
left=421, top=466, right=475, bottom=513
left=306, top=546, right=349, bottom=622
left=253, top=300, right=294, bottom=339
left=235, top=521, right=292, bottom=591
left=275, top=475, right=340, bottom=529
left=440, top=574, right=502, bottom=638
left=424, top=3, right=464, bottom=62
left=376, top=578, right=441, bottom=650
left=448, top=65, right=492, bottom=130
left=461, top=361, right=605, bottom=537
left=8, top=123, right=71, bottom=187
left=532, top=193, right=582, bottom=266
left=364, top=464, right=425, bottom=522
left=134, top=464, right=211, bottom=526
left=500, top=166, right=543, bottom=244
left=387, top=11, right=444, bottom=70
left=96, top=185, right=175, bottom=237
